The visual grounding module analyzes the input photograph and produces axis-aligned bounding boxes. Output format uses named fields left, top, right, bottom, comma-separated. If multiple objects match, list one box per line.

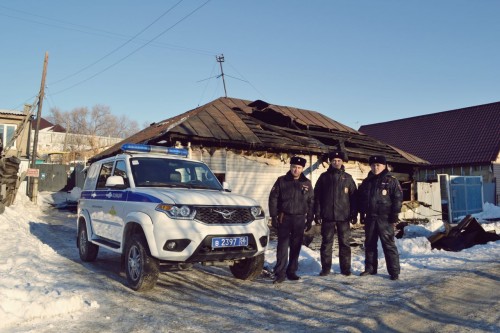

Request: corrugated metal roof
left=90, top=97, right=429, bottom=166
left=0, top=109, right=25, bottom=116
left=358, top=101, right=500, bottom=166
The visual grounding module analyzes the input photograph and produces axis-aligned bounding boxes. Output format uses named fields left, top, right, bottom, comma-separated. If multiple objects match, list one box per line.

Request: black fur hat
left=328, top=151, right=348, bottom=162
left=290, top=156, right=306, bottom=167
left=369, top=155, right=387, bottom=165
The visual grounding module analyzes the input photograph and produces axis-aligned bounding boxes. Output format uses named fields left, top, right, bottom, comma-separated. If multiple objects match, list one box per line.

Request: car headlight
left=156, top=204, right=196, bottom=219
left=250, top=206, right=265, bottom=219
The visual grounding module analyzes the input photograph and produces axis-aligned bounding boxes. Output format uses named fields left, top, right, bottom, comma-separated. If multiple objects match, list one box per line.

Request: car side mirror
left=222, top=181, right=231, bottom=192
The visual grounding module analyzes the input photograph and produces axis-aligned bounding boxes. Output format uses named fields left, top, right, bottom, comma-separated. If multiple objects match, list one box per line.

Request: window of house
left=0, top=124, right=17, bottom=147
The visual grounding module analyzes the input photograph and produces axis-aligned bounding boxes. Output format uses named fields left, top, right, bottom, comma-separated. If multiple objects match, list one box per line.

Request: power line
left=197, top=60, right=217, bottom=106
left=50, top=0, right=212, bottom=96
left=226, top=61, right=267, bottom=100
left=0, top=4, right=216, bottom=58
left=50, top=0, right=185, bottom=85
left=197, top=55, right=267, bottom=104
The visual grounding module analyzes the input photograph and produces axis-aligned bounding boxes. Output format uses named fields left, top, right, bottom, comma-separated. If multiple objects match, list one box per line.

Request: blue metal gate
left=449, top=176, right=483, bottom=221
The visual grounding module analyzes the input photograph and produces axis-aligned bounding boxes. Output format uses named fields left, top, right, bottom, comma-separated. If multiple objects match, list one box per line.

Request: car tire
left=125, top=234, right=159, bottom=291
left=230, top=253, right=264, bottom=280
left=78, top=221, right=99, bottom=262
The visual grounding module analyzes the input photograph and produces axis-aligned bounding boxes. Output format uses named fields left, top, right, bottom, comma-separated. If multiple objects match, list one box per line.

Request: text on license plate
left=211, top=236, right=248, bottom=248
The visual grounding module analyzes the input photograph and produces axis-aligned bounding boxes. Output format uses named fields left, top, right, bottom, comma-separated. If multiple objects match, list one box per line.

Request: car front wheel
left=78, top=221, right=99, bottom=262
left=230, top=253, right=264, bottom=280
left=125, top=234, right=159, bottom=291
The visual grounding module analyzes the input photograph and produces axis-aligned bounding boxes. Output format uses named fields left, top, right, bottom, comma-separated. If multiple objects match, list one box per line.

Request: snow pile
left=402, top=220, right=443, bottom=238
left=0, top=192, right=92, bottom=328
left=398, top=237, right=433, bottom=257
left=474, top=202, right=500, bottom=220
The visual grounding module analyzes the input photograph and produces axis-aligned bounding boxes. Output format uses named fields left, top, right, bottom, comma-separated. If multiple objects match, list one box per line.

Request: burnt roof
left=89, top=97, right=428, bottom=166
left=358, top=101, right=500, bottom=167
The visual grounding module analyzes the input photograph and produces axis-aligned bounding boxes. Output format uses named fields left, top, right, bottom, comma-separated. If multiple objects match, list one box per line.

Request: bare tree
left=46, top=105, right=141, bottom=161
left=47, top=105, right=139, bottom=138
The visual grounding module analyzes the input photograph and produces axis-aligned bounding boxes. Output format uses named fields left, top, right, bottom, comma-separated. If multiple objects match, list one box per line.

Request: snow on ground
left=0, top=188, right=499, bottom=331
left=0, top=190, right=98, bottom=328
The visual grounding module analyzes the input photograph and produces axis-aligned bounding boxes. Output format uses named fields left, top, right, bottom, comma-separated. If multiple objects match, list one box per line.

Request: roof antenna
left=216, top=54, right=227, bottom=97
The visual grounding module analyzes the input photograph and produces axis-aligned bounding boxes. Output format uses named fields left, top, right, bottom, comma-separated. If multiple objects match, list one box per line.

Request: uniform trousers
left=274, top=214, right=305, bottom=278
left=363, top=216, right=400, bottom=276
left=320, top=220, right=351, bottom=274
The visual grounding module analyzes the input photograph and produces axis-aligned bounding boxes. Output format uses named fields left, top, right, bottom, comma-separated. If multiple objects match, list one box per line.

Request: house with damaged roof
left=91, top=97, right=428, bottom=219
left=359, top=101, right=500, bottom=221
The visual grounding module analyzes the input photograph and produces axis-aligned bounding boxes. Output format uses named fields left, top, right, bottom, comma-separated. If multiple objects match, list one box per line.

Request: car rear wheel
left=78, top=221, right=99, bottom=262
left=125, top=234, right=159, bottom=291
left=230, top=253, right=264, bottom=280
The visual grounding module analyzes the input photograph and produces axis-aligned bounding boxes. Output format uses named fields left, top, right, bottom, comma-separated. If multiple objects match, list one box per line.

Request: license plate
left=211, top=236, right=248, bottom=248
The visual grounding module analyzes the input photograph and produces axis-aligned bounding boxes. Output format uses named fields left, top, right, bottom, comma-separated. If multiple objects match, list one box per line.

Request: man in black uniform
left=269, top=156, right=314, bottom=284
left=358, top=155, right=403, bottom=280
left=314, top=151, right=357, bottom=276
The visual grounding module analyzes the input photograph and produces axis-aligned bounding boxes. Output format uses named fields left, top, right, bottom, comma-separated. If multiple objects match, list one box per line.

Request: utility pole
left=216, top=54, right=227, bottom=97
left=30, top=52, right=48, bottom=203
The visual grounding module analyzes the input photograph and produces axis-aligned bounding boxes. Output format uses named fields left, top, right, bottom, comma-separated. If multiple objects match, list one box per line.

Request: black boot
left=319, top=269, right=330, bottom=276
left=273, top=275, right=286, bottom=284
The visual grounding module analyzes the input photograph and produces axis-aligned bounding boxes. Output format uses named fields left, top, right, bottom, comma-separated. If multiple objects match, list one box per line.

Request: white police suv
left=77, top=144, right=269, bottom=291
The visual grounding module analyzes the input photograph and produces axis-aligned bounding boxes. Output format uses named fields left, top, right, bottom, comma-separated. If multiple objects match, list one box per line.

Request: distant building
left=0, top=105, right=31, bottom=160
left=31, top=117, right=122, bottom=164
left=359, top=101, right=500, bottom=210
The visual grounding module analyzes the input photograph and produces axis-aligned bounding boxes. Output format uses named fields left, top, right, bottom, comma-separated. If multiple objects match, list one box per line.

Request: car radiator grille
left=195, top=207, right=254, bottom=224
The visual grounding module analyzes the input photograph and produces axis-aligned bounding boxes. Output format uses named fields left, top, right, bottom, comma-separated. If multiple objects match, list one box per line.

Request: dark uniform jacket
left=314, top=165, right=357, bottom=222
left=358, top=169, right=403, bottom=222
left=269, top=171, right=314, bottom=221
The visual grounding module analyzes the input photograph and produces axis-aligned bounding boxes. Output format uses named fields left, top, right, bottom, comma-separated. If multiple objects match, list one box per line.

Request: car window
left=130, top=157, right=222, bottom=190
left=96, top=162, right=114, bottom=189
left=113, top=160, right=130, bottom=188
left=83, top=163, right=100, bottom=191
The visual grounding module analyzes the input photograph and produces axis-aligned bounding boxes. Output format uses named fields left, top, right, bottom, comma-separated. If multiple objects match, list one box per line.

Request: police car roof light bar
left=121, top=143, right=188, bottom=157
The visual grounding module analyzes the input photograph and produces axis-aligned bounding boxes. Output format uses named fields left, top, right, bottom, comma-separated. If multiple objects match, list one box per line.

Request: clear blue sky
left=2, top=0, right=499, bottom=130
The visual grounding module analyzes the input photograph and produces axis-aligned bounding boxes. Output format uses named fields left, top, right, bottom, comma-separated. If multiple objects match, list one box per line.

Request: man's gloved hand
left=389, top=214, right=399, bottom=224
left=305, top=220, right=313, bottom=232
left=314, top=215, right=322, bottom=225
left=271, top=216, right=279, bottom=229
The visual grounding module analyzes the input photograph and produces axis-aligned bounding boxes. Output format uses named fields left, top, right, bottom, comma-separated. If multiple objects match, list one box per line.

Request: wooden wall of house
left=225, top=150, right=286, bottom=216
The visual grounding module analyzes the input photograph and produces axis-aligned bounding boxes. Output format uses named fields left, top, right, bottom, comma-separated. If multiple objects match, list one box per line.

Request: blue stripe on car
left=81, top=190, right=162, bottom=203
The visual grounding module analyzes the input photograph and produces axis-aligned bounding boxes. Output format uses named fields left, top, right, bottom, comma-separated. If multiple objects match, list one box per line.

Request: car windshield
left=130, top=157, right=223, bottom=190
